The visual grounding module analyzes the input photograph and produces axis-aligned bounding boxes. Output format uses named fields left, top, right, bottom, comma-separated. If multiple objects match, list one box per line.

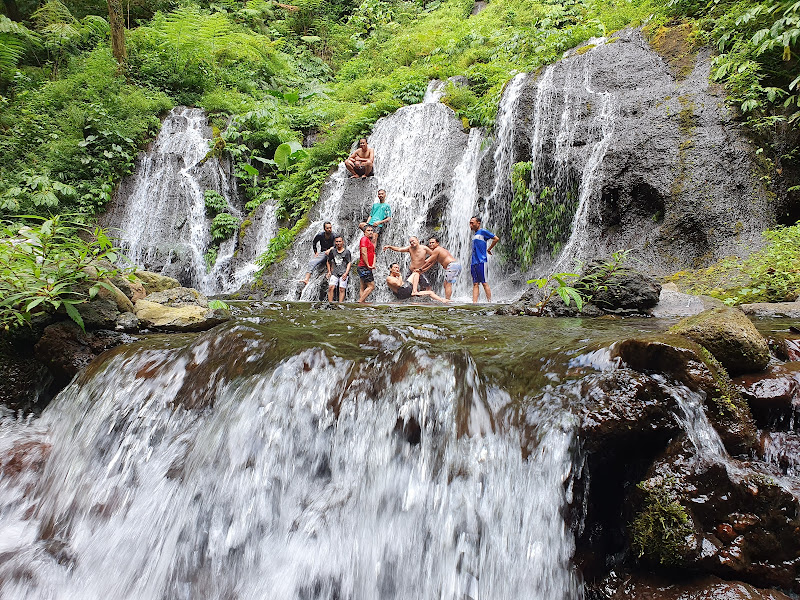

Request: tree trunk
left=107, top=0, right=126, bottom=69
left=3, top=0, right=22, bottom=21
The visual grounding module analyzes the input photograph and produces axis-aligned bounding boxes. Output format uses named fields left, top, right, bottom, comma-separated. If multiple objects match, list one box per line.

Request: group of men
left=301, top=139, right=499, bottom=304
left=302, top=194, right=499, bottom=304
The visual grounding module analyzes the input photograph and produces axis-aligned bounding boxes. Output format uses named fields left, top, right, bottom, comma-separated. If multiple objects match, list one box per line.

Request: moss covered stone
left=670, top=307, right=770, bottom=375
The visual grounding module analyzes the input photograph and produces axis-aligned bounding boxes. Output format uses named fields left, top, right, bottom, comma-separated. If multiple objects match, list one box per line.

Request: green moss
left=574, top=43, right=596, bottom=55
left=631, top=476, right=693, bottom=566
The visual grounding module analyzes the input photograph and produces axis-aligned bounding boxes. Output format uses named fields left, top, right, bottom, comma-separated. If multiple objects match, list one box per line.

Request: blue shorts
left=471, top=263, right=486, bottom=284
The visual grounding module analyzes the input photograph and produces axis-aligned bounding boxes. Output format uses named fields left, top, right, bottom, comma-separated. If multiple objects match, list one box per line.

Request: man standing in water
left=326, top=235, right=352, bottom=302
left=358, top=225, right=377, bottom=303
left=383, top=236, right=433, bottom=290
left=345, top=138, right=374, bottom=179
left=359, top=189, right=391, bottom=242
left=385, top=263, right=449, bottom=303
left=301, top=221, right=336, bottom=286
left=469, top=215, right=499, bottom=303
left=420, top=236, right=462, bottom=301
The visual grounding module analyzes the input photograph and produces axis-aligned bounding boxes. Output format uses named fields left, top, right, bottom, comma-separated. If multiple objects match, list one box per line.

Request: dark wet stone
left=592, top=571, right=792, bottom=599
left=627, top=437, right=800, bottom=590
left=576, top=261, right=662, bottom=313
left=34, top=322, right=133, bottom=388
left=613, top=335, right=758, bottom=454
left=735, top=363, right=800, bottom=427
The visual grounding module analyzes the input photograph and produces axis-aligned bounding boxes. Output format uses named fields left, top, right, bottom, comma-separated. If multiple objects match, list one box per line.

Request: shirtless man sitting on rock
left=386, top=263, right=448, bottom=303
left=420, top=236, right=462, bottom=301
left=383, top=236, right=433, bottom=290
left=345, top=138, right=374, bottom=179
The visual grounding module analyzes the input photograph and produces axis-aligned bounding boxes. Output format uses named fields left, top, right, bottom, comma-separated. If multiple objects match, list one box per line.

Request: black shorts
left=394, top=283, right=412, bottom=300
left=353, top=164, right=366, bottom=175
left=358, top=266, right=374, bottom=283
left=408, top=270, right=431, bottom=290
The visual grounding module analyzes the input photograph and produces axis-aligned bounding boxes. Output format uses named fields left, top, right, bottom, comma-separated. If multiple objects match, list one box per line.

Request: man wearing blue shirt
left=469, top=215, right=499, bottom=303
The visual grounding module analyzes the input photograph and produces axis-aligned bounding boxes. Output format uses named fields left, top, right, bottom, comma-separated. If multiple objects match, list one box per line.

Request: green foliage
left=511, top=161, right=579, bottom=268
left=527, top=272, right=584, bottom=312
left=255, top=217, right=308, bottom=276
left=631, top=476, right=693, bottom=566
left=0, top=47, right=171, bottom=217
left=0, top=215, right=121, bottom=330
left=0, top=15, right=40, bottom=86
left=210, top=212, right=239, bottom=241
left=204, top=189, right=228, bottom=216
left=666, top=221, right=800, bottom=303
left=575, top=250, right=632, bottom=305
left=208, top=298, right=229, bottom=309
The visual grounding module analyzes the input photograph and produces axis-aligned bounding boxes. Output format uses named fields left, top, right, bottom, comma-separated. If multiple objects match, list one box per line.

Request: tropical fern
left=0, top=16, right=39, bottom=83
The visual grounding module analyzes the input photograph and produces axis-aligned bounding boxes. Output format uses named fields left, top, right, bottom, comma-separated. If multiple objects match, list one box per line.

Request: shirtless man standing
left=383, top=236, right=433, bottom=290
left=420, top=236, right=462, bottom=300
left=386, top=263, right=448, bottom=303
left=345, top=138, right=374, bottom=179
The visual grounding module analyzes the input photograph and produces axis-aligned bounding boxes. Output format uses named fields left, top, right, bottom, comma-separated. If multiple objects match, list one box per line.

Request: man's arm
left=421, top=248, right=439, bottom=272
left=487, top=235, right=499, bottom=255
left=383, top=245, right=409, bottom=253
left=312, top=233, right=321, bottom=254
left=343, top=260, right=352, bottom=279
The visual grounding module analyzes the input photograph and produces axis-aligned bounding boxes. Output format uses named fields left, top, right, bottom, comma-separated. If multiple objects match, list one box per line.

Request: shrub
left=211, top=212, right=239, bottom=241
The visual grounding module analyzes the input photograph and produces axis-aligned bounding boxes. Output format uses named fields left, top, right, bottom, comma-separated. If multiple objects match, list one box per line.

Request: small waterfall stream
left=105, top=107, right=278, bottom=295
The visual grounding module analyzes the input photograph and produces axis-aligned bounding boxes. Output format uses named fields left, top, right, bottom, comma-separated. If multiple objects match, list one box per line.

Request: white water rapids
left=0, top=320, right=583, bottom=600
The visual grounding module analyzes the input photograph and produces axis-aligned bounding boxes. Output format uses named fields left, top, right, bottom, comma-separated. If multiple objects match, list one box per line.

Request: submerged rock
left=670, top=307, right=770, bottom=375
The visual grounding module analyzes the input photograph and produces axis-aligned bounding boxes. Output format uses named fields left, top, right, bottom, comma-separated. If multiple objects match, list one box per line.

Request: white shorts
left=329, top=274, right=348, bottom=288
left=444, top=262, right=462, bottom=283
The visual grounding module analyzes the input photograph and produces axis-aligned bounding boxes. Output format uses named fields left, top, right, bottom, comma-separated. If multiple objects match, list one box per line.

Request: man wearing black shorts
left=358, top=225, right=377, bottom=303
left=386, top=263, right=448, bottom=303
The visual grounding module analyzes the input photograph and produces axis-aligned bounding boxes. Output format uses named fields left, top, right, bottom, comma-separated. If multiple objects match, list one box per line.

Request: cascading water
left=0, top=309, right=589, bottom=600
left=104, top=107, right=275, bottom=295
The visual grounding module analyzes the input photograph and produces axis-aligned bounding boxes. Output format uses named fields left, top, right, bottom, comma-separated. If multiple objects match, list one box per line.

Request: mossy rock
left=670, top=307, right=770, bottom=375
left=134, top=270, right=180, bottom=295
left=613, top=334, right=757, bottom=454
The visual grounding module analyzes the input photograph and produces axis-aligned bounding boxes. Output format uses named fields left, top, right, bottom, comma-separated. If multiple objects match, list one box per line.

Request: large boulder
left=612, top=335, right=758, bottom=454
left=134, top=287, right=229, bottom=332
left=670, top=307, right=770, bottom=375
left=628, top=437, right=800, bottom=591
left=576, top=261, right=662, bottom=313
left=0, top=324, right=53, bottom=413
left=651, top=284, right=726, bottom=318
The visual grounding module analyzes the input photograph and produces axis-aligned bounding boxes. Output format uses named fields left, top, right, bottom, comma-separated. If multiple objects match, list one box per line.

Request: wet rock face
left=670, top=307, right=770, bottom=376
left=33, top=322, right=134, bottom=388
left=592, top=572, right=793, bottom=599
left=734, top=363, right=800, bottom=428
left=499, top=28, right=772, bottom=273
left=630, top=438, right=800, bottom=591
left=613, top=335, right=758, bottom=454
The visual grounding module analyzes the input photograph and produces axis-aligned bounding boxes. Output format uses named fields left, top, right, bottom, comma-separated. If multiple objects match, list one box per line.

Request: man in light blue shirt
left=469, top=215, right=499, bottom=303
left=359, top=189, right=391, bottom=242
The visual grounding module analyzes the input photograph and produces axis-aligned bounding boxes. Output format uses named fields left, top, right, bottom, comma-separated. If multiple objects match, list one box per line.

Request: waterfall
left=442, top=129, right=489, bottom=301
left=0, top=320, right=583, bottom=600
left=104, top=107, right=255, bottom=294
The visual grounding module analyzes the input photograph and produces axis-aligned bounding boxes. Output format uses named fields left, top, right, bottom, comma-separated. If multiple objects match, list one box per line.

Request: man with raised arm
left=383, top=236, right=433, bottom=290
left=357, top=225, right=377, bottom=303
left=301, top=221, right=336, bottom=286
left=326, top=235, right=352, bottom=302
left=420, top=236, right=462, bottom=301
left=386, top=263, right=449, bottom=304
left=345, top=138, right=375, bottom=179
left=469, top=215, right=499, bottom=303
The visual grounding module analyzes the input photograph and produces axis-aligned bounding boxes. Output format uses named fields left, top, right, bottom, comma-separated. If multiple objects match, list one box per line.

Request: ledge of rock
left=740, top=302, right=800, bottom=319
left=651, top=284, right=726, bottom=318
left=593, top=572, right=792, bottom=599
left=133, top=270, right=180, bottom=295
left=670, top=307, right=770, bottom=375
left=134, top=287, right=230, bottom=332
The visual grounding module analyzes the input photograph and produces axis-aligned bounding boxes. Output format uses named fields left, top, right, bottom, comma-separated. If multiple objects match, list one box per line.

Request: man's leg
left=443, top=281, right=452, bottom=300
left=345, top=159, right=358, bottom=178
left=472, top=283, right=480, bottom=303
left=328, top=285, right=335, bottom=302
left=408, top=271, right=421, bottom=294
left=413, top=289, right=449, bottom=303
left=359, top=281, right=374, bottom=302
left=482, top=282, right=492, bottom=302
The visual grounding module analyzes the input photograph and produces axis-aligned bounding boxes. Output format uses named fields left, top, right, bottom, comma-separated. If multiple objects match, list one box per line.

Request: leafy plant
left=210, top=212, right=239, bottom=241
left=631, top=476, right=693, bottom=566
left=575, top=250, right=631, bottom=305
left=526, top=272, right=584, bottom=313
left=208, top=298, right=229, bottom=309
left=204, top=189, right=228, bottom=215
left=0, top=215, right=122, bottom=330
